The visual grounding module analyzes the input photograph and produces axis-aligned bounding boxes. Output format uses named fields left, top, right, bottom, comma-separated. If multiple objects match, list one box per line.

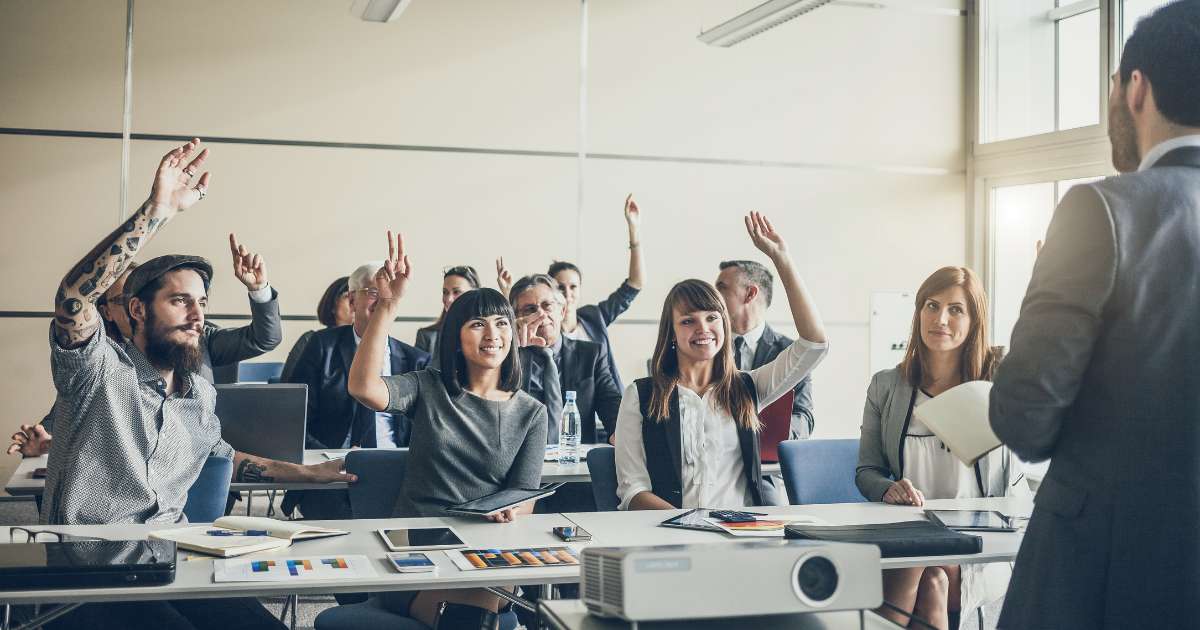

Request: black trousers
left=47, top=598, right=285, bottom=630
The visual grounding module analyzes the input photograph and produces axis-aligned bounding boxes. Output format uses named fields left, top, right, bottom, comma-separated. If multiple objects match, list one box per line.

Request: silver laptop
left=215, top=384, right=308, bottom=464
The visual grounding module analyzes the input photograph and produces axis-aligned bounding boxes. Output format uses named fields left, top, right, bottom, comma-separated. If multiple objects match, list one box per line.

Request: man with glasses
left=284, top=261, right=430, bottom=520
left=510, top=274, right=622, bottom=448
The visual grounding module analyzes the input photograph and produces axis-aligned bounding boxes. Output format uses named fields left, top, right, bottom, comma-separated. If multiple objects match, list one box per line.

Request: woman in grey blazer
left=857, top=267, right=1026, bottom=630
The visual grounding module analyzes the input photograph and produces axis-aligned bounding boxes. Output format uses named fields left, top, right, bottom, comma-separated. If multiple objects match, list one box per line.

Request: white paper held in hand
left=912, top=380, right=1001, bottom=466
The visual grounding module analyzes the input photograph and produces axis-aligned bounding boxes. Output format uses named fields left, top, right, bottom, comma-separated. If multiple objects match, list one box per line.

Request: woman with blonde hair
left=614, top=212, right=827, bottom=510
left=856, top=266, right=1026, bottom=629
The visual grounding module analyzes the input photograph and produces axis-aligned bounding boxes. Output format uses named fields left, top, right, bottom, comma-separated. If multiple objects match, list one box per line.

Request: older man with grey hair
left=283, top=261, right=429, bottom=521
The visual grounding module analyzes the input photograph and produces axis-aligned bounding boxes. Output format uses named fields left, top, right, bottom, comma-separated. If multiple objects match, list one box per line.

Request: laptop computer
left=0, top=540, right=176, bottom=589
left=758, top=390, right=794, bottom=463
left=215, top=384, right=308, bottom=464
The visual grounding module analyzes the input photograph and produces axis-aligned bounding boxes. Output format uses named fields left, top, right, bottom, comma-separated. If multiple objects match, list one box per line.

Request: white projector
left=581, top=540, right=882, bottom=621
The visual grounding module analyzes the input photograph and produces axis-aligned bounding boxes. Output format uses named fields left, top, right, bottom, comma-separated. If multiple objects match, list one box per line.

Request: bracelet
left=628, top=242, right=640, bottom=249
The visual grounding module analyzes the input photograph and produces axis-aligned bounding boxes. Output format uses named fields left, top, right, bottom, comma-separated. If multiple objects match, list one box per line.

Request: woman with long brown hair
left=614, top=212, right=827, bottom=510
left=856, top=266, right=1027, bottom=629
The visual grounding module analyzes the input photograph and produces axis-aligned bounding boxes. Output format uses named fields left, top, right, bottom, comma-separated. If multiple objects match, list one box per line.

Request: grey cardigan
left=856, top=367, right=1025, bottom=502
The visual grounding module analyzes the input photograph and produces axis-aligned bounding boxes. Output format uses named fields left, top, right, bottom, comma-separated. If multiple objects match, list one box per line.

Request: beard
left=1109, top=98, right=1141, bottom=173
left=144, top=308, right=204, bottom=374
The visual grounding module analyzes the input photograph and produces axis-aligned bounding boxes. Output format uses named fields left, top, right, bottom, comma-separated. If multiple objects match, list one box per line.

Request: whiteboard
left=870, top=291, right=914, bottom=376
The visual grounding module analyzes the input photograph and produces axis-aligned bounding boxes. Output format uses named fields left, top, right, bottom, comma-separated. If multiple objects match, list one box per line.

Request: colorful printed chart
left=214, top=554, right=376, bottom=583
left=446, top=546, right=581, bottom=571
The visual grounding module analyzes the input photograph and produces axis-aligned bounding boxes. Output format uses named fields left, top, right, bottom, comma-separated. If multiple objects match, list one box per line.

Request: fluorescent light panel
left=352, top=0, right=414, bottom=23
left=698, top=0, right=837, bottom=47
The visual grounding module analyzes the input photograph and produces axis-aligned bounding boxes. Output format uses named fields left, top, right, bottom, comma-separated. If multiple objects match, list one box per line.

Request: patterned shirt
left=42, top=324, right=234, bottom=525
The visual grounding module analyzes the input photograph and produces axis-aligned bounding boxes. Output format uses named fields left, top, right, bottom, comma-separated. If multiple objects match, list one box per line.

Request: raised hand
left=624, top=194, right=641, bottom=230
left=149, top=138, right=210, bottom=213
left=229, top=233, right=268, bottom=291
left=745, top=211, right=788, bottom=260
left=496, top=256, right=513, bottom=297
left=373, top=230, right=411, bottom=301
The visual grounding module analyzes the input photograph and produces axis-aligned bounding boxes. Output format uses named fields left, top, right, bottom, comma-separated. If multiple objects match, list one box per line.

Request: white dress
left=904, top=390, right=1009, bottom=629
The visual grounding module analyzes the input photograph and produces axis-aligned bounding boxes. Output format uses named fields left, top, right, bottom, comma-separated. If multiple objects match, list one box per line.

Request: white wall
left=0, top=0, right=967, bottom=487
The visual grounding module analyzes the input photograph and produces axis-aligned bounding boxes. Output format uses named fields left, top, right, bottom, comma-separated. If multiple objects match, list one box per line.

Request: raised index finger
left=387, top=230, right=396, bottom=262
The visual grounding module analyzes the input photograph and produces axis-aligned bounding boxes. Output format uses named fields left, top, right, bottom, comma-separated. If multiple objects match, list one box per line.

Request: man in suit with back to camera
left=716, top=259, right=816, bottom=505
left=989, top=3, right=1200, bottom=628
left=284, top=262, right=429, bottom=520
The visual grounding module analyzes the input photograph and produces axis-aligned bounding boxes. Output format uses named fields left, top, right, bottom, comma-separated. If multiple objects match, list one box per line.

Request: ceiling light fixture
left=697, top=0, right=836, bottom=47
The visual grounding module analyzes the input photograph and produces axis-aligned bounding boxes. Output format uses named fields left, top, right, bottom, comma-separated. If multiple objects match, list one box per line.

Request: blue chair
left=315, top=449, right=517, bottom=630
left=183, top=456, right=233, bottom=522
left=586, top=446, right=619, bottom=511
left=237, top=361, right=284, bottom=383
left=778, top=439, right=868, bottom=505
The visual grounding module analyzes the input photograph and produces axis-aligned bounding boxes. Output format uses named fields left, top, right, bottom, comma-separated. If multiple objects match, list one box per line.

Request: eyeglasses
left=9, top=527, right=105, bottom=544
left=358, top=288, right=380, bottom=300
left=518, top=301, right=560, bottom=317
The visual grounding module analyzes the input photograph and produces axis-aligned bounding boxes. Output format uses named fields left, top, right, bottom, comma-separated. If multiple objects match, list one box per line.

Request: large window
left=979, top=1, right=1102, bottom=143
left=990, top=177, right=1102, bottom=349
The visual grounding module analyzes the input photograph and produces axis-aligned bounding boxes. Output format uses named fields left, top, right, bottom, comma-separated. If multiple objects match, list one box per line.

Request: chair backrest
left=778, top=439, right=867, bottom=505
left=183, top=456, right=234, bottom=522
left=345, top=449, right=409, bottom=519
left=238, top=361, right=284, bottom=383
left=586, top=446, right=620, bottom=511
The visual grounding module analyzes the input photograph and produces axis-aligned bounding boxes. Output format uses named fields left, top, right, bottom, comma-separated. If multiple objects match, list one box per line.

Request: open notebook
left=912, top=380, right=1001, bottom=466
left=149, top=516, right=348, bottom=558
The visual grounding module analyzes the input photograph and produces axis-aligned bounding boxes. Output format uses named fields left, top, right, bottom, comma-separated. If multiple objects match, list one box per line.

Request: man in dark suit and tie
left=284, top=261, right=429, bottom=520
left=716, top=260, right=817, bottom=505
left=990, top=4, right=1200, bottom=627
left=510, top=274, right=622, bottom=446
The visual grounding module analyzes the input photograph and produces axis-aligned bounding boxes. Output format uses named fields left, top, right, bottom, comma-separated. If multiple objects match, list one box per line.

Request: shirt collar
left=738, top=321, right=767, bottom=349
left=550, top=335, right=564, bottom=358
left=352, top=328, right=390, bottom=350
left=1139, top=134, right=1200, bottom=171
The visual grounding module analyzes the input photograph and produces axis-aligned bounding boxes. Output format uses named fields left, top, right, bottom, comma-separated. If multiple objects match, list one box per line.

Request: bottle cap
left=565, top=391, right=577, bottom=401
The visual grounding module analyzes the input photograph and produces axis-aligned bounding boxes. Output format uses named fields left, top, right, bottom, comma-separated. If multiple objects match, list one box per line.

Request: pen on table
left=206, top=529, right=271, bottom=536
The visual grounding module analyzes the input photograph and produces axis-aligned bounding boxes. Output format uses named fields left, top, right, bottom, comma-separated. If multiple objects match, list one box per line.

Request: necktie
left=734, top=336, right=746, bottom=370
left=538, top=347, right=563, bottom=444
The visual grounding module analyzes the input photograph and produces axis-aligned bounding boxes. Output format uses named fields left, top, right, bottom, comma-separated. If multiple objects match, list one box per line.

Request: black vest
left=634, top=374, right=766, bottom=508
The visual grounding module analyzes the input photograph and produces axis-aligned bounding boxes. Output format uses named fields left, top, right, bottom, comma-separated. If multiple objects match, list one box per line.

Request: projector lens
left=796, top=556, right=838, bottom=602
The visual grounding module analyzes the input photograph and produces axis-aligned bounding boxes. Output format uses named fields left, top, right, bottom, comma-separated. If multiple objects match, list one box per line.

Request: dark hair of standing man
left=1119, top=0, right=1200, bottom=127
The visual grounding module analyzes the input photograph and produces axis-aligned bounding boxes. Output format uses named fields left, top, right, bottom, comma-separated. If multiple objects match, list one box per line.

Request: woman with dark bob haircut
left=348, top=232, right=546, bottom=629
left=280, top=275, right=351, bottom=381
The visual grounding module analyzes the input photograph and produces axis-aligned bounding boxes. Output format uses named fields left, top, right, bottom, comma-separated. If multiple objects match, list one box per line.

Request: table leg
left=3, top=602, right=81, bottom=630
left=246, top=491, right=254, bottom=516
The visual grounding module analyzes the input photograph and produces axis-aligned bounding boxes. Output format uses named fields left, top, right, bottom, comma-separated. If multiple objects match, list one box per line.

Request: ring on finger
left=198, top=188, right=207, bottom=200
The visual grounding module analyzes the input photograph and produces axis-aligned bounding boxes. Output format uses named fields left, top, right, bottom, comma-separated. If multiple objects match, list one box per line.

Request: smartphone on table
left=552, top=525, right=592, bottom=542
left=389, top=552, right=437, bottom=573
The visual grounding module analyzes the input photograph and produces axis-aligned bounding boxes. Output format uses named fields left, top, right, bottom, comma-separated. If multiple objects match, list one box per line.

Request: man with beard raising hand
left=44, top=139, right=353, bottom=544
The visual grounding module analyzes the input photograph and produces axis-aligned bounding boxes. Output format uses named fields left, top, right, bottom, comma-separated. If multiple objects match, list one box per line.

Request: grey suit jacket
left=990, top=146, right=1200, bottom=629
left=856, top=367, right=1023, bottom=502
left=750, top=324, right=816, bottom=439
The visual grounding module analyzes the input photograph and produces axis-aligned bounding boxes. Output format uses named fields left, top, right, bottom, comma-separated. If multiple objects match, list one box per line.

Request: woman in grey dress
left=349, top=232, right=547, bottom=630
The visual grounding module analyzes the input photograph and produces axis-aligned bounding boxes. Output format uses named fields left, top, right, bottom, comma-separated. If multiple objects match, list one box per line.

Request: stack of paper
left=912, top=380, right=1001, bottom=466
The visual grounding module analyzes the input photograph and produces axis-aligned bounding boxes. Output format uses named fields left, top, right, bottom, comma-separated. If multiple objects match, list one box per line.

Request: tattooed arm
left=232, top=451, right=356, bottom=484
left=52, top=139, right=211, bottom=348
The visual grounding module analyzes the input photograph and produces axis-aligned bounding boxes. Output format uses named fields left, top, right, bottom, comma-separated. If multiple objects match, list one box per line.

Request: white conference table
left=0, top=497, right=1031, bottom=606
left=4, top=449, right=782, bottom=495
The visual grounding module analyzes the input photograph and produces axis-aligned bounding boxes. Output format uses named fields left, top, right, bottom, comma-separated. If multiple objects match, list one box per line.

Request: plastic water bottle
left=560, top=391, right=581, bottom=464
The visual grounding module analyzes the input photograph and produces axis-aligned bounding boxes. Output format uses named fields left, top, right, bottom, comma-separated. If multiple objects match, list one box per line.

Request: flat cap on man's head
left=123, top=255, right=213, bottom=300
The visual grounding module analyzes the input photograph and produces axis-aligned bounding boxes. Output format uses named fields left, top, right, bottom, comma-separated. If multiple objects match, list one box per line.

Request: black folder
left=0, top=540, right=176, bottom=589
left=784, top=520, right=983, bottom=558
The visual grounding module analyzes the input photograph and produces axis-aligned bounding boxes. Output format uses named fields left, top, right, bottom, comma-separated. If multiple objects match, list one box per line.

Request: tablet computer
left=658, top=508, right=726, bottom=534
left=925, top=509, right=1017, bottom=532
left=444, top=483, right=564, bottom=517
left=376, top=527, right=467, bottom=552
left=0, top=540, right=176, bottom=589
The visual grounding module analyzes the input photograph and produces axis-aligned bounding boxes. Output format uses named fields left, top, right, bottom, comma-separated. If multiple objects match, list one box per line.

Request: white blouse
left=615, top=336, right=828, bottom=510
left=903, top=390, right=982, bottom=500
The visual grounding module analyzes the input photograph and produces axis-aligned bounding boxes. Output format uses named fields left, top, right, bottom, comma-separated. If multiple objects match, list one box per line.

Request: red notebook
left=758, top=390, right=794, bottom=463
